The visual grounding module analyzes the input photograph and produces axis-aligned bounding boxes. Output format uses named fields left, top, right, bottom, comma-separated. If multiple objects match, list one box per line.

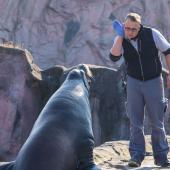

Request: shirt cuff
left=163, top=48, right=170, bottom=56
left=109, top=52, right=122, bottom=62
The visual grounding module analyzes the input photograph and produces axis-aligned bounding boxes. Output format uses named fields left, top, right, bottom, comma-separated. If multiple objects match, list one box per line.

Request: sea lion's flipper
left=0, top=161, right=15, bottom=170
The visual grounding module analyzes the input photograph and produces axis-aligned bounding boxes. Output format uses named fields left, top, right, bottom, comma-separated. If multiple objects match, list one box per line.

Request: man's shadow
left=113, top=164, right=169, bottom=170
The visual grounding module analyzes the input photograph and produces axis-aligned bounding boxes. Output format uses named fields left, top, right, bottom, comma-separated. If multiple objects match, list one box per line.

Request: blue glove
left=112, top=19, right=124, bottom=37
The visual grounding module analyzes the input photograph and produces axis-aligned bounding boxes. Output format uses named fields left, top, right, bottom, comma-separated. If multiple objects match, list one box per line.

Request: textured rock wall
left=0, top=0, right=170, bottom=69
left=0, top=45, right=42, bottom=160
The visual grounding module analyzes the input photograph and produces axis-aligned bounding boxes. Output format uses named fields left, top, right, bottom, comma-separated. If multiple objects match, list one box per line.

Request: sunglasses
left=124, top=27, right=139, bottom=32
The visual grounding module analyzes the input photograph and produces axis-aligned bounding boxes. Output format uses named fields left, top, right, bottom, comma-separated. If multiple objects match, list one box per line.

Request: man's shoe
left=128, top=159, right=141, bottom=167
left=154, top=159, right=170, bottom=167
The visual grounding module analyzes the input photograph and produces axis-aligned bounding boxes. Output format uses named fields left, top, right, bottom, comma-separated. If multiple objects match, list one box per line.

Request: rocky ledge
left=94, top=136, right=170, bottom=170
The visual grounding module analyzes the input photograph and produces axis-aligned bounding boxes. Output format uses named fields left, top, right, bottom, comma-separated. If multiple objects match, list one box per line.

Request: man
left=109, top=12, right=170, bottom=167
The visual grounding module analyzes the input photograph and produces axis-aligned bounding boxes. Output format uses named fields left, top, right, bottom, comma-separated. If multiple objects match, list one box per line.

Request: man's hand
left=167, top=74, right=170, bottom=88
left=112, top=20, right=124, bottom=37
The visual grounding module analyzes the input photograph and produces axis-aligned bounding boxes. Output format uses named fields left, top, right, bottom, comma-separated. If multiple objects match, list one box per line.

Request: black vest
left=122, top=26, right=162, bottom=81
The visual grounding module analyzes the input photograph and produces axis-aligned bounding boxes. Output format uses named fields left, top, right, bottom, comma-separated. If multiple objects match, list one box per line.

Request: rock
left=0, top=0, right=170, bottom=69
left=94, top=135, right=170, bottom=170
left=0, top=44, right=42, bottom=160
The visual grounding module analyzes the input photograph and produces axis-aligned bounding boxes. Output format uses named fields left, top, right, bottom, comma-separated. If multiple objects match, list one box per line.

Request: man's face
left=124, top=19, right=141, bottom=39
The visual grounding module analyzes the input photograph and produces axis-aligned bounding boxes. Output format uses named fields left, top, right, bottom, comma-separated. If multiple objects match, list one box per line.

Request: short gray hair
left=125, top=13, right=141, bottom=24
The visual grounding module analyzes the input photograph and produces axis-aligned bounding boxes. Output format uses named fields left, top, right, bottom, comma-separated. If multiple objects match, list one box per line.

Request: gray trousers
left=127, top=75, right=169, bottom=163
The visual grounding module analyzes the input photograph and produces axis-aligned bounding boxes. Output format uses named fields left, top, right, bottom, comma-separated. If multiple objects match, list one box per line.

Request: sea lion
left=5, top=64, right=100, bottom=170
left=0, top=162, right=14, bottom=170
